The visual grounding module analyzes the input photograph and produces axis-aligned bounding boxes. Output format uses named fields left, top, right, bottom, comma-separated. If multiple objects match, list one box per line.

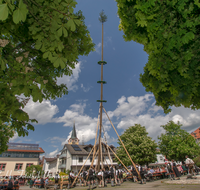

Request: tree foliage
left=158, top=121, right=200, bottom=161
left=116, top=124, right=157, bottom=166
left=116, top=0, right=200, bottom=113
left=0, top=0, right=94, bottom=153
left=194, top=155, right=200, bottom=167
left=99, top=10, right=107, bottom=23
left=25, top=165, right=43, bottom=177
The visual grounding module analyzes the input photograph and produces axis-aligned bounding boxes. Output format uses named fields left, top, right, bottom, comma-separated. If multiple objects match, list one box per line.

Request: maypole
left=96, top=10, right=107, bottom=172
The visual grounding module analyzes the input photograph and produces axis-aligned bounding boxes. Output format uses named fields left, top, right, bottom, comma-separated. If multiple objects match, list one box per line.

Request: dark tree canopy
left=158, top=121, right=200, bottom=161
left=116, top=124, right=157, bottom=166
left=116, top=0, right=200, bottom=113
left=0, top=0, right=94, bottom=153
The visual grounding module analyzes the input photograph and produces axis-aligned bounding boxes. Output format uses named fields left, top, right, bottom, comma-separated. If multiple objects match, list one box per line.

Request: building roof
left=6, top=147, right=45, bottom=153
left=64, top=143, right=116, bottom=156
left=191, top=127, right=200, bottom=139
left=71, top=122, right=77, bottom=139
left=45, top=157, right=57, bottom=162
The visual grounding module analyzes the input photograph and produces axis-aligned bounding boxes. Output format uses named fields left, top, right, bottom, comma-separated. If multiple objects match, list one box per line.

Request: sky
left=10, top=0, right=200, bottom=158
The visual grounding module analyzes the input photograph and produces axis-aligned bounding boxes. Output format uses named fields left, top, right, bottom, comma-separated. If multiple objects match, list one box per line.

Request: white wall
left=156, top=154, right=165, bottom=163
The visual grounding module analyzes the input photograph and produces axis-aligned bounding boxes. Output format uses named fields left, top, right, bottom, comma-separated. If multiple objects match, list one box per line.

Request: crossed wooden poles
left=71, top=106, right=141, bottom=187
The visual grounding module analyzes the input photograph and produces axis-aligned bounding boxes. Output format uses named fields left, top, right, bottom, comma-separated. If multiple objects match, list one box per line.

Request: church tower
left=68, top=122, right=79, bottom=145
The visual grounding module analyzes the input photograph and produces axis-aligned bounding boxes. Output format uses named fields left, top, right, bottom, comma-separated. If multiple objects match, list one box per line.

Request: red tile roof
left=7, top=147, right=45, bottom=153
left=191, top=127, right=200, bottom=139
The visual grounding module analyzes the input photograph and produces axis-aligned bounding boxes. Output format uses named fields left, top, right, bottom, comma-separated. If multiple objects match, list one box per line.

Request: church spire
left=71, top=122, right=77, bottom=139
left=68, top=122, right=79, bottom=145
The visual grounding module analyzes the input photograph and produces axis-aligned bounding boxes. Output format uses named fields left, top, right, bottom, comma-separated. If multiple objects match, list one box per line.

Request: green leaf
left=63, top=27, right=68, bottom=37
left=57, top=27, right=62, bottom=37
left=67, top=19, right=76, bottom=31
left=57, top=42, right=64, bottom=52
left=43, top=51, right=50, bottom=59
left=0, top=4, right=8, bottom=21
left=13, top=9, right=23, bottom=24
left=54, top=58, right=60, bottom=68
left=137, top=20, right=147, bottom=27
left=74, top=19, right=81, bottom=26
left=35, top=41, right=42, bottom=50
left=13, top=0, right=28, bottom=23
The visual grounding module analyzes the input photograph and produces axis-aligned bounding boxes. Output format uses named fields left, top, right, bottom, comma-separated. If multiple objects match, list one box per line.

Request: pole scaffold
left=71, top=146, right=95, bottom=187
left=103, top=107, right=142, bottom=180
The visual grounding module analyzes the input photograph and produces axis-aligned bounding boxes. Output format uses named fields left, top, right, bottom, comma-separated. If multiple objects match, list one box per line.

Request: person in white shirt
left=69, top=171, right=75, bottom=187
left=185, top=155, right=195, bottom=175
left=97, top=169, right=103, bottom=187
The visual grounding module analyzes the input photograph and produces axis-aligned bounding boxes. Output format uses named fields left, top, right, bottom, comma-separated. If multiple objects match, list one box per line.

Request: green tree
left=25, top=165, right=43, bottom=178
left=158, top=121, right=200, bottom=161
left=0, top=0, right=94, bottom=153
left=116, top=0, right=200, bottom=113
left=194, top=155, right=200, bottom=167
left=116, top=124, right=157, bottom=166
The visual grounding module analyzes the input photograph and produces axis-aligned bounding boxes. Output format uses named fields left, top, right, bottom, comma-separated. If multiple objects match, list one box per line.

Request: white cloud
left=56, top=62, right=81, bottom=91
left=23, top=98, right=58, bottom=124
left=54, top=102, right=112, bottom=144
left=9, top=133, right=19, bottom=142
left=81, top=84, right=92, bottom=92
left=61, top=128, right=96, bottom=146
left=95, top=43, right=101, bottom=54
left=45, top=136, right=66, bottom=144
left=70, top=103, right=86, bottom=115
left=102, top=132, right=117, bottom=144
left=114, top=94, right=153, bottom=118
left=105, top=94, right=200, bottom=141
left=46, top=149, right=59, bottom=158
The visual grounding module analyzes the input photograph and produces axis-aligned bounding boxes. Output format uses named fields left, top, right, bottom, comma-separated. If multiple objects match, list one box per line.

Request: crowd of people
left=67, top=155, right=200, bottom=188
left=0, top=156, right=199, bottom=189
left=0, top=178, right=19, bottom=190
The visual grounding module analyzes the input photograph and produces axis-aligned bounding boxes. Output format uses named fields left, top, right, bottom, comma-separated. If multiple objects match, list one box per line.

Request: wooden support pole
left=60, top=176, right=63, bottom=190
left=100, top=142, right=104, bottom=169
left=103, top=155, right=110, bottom=168
left=91, top=108, right=100, bottom=167
left=103, top=107, right=141, bottom=179
left=72, top=146, right=94, bottom=187
left=86, top=148, right=99, bottom=181
left=105, top=144, right=131, bottom=174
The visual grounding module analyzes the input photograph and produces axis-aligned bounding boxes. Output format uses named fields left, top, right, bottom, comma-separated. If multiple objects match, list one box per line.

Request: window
left=90, top=157, right=93, bottom=162
left=79, top=157, right=83, bottom=163
left=15, top=163, right=23, bottom=170
left=0, top=164, right=6, bottom=171
left=26, top=163, right=33, bottom=168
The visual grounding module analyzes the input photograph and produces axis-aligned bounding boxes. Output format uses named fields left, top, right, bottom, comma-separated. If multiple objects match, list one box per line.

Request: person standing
left=7, top=180, right=13, bottom=190
left=172, top=160, right=181, bottom=179
left=82, top=170, right=87, bottom=186
left=110, top=166, right=115, bottom=187
left=54, top=172, right=59, bottom=190
left=185, top=155, right=195, bottom=175
left=45, top=177, right=49, bottom=186
left=13, top=178, right=19, bottom=190
left=29, top=178, right=34, bottom=188
left=87, top=167, right=95, bottom=190
left=40, top=177, right=44, bottom=188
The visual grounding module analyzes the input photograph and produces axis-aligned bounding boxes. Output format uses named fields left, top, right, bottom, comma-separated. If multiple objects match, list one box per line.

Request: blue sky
left=10, top=0, right=200, bottom=157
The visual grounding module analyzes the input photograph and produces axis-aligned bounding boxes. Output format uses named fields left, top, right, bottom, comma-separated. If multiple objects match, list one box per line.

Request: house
left=191, top=127, right=200, bottom=143
left=58, top=143, right=117, bottom=173
left=58, top=123, right=117, bottom=173
left=43, top=123, right=117, bottom=175
left=0, top=143, right=45, bottom=177
left=43, top=155, right=60, bottom=178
